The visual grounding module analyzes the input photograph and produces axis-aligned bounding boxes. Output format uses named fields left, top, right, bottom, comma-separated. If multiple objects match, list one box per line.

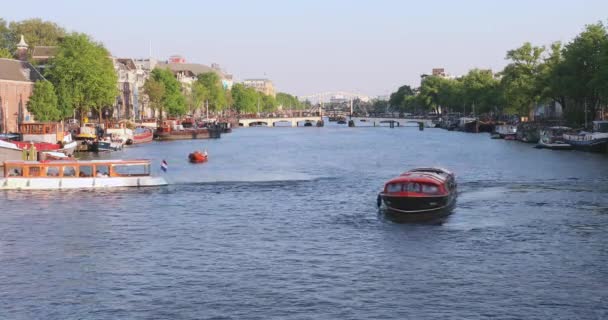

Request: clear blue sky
left=3, top=0, right=607, bottom=97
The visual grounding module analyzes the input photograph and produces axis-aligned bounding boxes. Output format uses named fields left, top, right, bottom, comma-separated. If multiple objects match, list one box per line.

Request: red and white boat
left=378, top=167, right=457, bottom=222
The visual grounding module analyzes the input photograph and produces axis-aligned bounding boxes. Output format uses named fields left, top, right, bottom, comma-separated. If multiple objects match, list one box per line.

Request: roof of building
left=115, top=58, right=136, bottom=70
left=32, top=46, right=58, bottom=58
left=243, top=78, right=272, bottom=82
left=157, top=62, right=226, bottom=78
left=0, top=58, right=44, bottom=82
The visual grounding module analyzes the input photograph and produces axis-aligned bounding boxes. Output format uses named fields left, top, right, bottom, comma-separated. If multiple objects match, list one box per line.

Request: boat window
left=422, top=184, right=440, bottom=194
left=79, top=165, right=93, bottom=177
left=28, top=166, right=41, bottom=177
left=386, top=183, right=402, bottom=193
left=407, top=183, right=421, bottom=193
left=63, top=166, right=76, bottom=177
left=112, top=164, right=149, bottom=176
left=46, top=166, right=60, bottom=177
left=7, top=167, right=22, bottom=177
left=96, top=165, right=109, bottom=177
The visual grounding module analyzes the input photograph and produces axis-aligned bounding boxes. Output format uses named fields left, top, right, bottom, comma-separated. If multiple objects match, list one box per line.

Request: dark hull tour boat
left=378, top=167, right=457, bottom=223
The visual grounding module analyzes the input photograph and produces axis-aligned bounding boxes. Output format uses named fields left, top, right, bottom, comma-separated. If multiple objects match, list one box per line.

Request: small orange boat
left=188, top=150, right=208, bottom=163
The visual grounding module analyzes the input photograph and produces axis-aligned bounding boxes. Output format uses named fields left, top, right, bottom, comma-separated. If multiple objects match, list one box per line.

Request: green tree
left=231, top=83, right=258, bottom=113
left=389, top=84, right=414, bottom=110
left=143, top=77, right=166, bottom=121
left=149, top=68, right=186, bottom=117
left=418, top=76, right=443, bottom=113
left=26, top=80, right=60, bottom=121
left=0, top=18, right=11, bottom=51
left=188, top=81, right=208, bottom=116
left=276, top=92, right=302, bottom=109
left=0, top=47, right=12, bottom=59
left=500, top=42, right=545, bottom=117
left=261, top=93, right=277, bottom=112
left=4, top=18, right=65, bottom=56
left=461, top=69, right=500, bottom=115
left=560, top=22, right=607, bottom=124
left=196, top=72, right=227, bottom=111
left=537, top=42, right=567, bottom=110
left=46, top=33, right=118, bottom=122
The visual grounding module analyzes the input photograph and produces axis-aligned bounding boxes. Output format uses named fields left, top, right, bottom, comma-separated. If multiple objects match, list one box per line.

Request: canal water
left=1, top=126, right=607, bottom=319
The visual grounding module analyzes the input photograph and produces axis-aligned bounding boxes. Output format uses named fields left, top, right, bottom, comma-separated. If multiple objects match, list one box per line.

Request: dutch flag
left=161, top=160, right=168, bottom=172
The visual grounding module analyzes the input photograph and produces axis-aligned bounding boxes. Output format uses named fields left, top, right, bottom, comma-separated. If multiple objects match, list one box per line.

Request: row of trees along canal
left=0, top=17, right=307, bottom=124
left=385, top=22, right=608, bottom=127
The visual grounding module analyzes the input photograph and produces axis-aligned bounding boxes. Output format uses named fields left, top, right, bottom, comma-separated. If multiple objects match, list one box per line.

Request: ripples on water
left=1, top=127, right=607, bottom=319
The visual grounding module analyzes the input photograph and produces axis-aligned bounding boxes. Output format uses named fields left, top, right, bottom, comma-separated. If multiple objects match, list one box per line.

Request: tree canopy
left=143, top=77, right=166, bottom=121
left=45, top=33, right=117, bottom=121
left=149, top=68, right=186, bottom=117
left=26, top=80, right=60, bottom=121
left=195, top=72, right=227, bottom=112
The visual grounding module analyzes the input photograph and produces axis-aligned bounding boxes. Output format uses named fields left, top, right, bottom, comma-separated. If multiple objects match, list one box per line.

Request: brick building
left=0, top=36, right=44, bottom=133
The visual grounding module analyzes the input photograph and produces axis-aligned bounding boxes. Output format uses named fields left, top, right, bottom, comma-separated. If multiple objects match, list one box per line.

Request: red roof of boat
left=385, top=167, right=453, bottom=186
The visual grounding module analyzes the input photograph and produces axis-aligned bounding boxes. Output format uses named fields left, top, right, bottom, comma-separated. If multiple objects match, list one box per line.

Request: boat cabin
left=383, top=168, right=455, bottom=197
left=19, top=122, right=65, bottom=144
left=593, top=121, right=608, bottom=133
left=2, top=159, right=152, bottom=178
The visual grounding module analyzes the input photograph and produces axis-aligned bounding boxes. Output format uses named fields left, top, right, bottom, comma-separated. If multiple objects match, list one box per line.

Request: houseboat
left=19, top=122, right=77, bottom=156
left=562, top=121, right=608, bottom=153
left=156, top=119, right=221, bottom=140
left=0, top=159, right=168, bottom=190
left=536, top=126, right=572, bottom=150
left=458, top=117, right=478, bottom=133
left=495, top=124, right=517, bottom=139
left=378, top=167, right=457, bottom=223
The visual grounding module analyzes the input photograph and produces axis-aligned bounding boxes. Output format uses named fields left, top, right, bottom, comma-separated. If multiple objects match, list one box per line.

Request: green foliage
left=560, top=23, right=607, bottom=123
left=45, top=33, right=118, bottom=121
left=261, top=93, right=277, bottom=112
left=389, top=85, right=414, bottom=109
left=150, top=68, right=186, bottom=117
left=231, top=83, right=258, bottom=113
left=0, top=47, right=12, bottom=59
left=276, top=92, right=303, bottom=109
left=26, top=81, right=60, bottom=121
left=499, top=42, right=545, bottom=116
left=143, top=77, right=166, bottom=121
left=195, top=72, right=227, bottom=111
left=0, top=18, right=65, bottom=55
left=462, top=69, right=500, bottom=115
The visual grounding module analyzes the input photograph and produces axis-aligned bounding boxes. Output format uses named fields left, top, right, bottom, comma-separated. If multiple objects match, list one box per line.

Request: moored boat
left=495, top=124, right=517, bottom=139
left=129, top=126, right=154, bottom=144
left=458, top=117, right=478, bottom=133
left=562, top=121, right=608, bottom=153
left=536, top=126, right=572, bottom=150
left=378, top=167, right=457, bottom=223
left=0, top=159, right=167, bottom=190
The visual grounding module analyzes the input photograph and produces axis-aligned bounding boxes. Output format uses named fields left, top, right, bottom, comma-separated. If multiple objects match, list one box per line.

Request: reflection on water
left=1, top=127, right=607, bottom=319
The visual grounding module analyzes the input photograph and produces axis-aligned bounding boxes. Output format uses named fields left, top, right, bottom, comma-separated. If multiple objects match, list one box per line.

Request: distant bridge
left=299, top=91, right=371, bottom=104
left=239, top=116, right=323, bottom=127
left=350, top=117, right=435, bottom=128
left=238, top=116, right=435, bottom=128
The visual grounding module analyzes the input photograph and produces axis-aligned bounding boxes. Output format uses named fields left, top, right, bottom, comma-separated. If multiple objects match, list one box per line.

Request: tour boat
left=535, top=126, right=572, bottom=150
left=378, top=167, right=457, bottom=222
left=188, top=151, right=208, bottom=163
left=562, top=121, right=608, bottom=153
left=0, top=159, right=168, bottom=190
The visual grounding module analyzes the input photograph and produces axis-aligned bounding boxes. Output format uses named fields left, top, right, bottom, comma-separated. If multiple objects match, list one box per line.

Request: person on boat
left=96, top=170, right=103, bottom=177
left=204, top=149, right=208, bottom=157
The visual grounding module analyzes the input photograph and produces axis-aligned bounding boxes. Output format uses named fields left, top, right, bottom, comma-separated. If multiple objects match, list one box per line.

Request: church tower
left=16, top=35, right=28, bottom=61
